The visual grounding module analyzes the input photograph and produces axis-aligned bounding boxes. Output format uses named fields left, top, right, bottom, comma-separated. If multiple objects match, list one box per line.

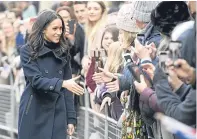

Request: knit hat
left=132, top=1, right=160, bottom=23
left=151, top=1, right=191, bottom=36
left=116, top=3, right=140, bottom=33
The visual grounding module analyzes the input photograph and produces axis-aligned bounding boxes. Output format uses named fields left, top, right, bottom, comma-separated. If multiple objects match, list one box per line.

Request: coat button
left=59, top=70, right=62, bottom=74
left=49, top=86, right=54, bottom=90
left=45, top=70, right=49, bottom=74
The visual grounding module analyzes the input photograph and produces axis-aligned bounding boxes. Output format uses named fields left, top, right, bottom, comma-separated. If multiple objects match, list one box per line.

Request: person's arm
left=174, top=83, right=192, bottom=101
left=64, top=60, right=77, bottom=125
left=140, top=87, right=162, bottom=112
left=85, top=58, right=96, bottom=92
left=118, top=66, right=132, bottom=91
left=156, top=79, right=196, bottom=126
left=20, top=45, right=63, bottom=93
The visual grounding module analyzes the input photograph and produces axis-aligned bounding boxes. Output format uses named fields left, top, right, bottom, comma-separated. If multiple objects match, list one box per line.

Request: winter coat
left=153, top=65, right=196, bottom=128
left=138, top=21, right=161, bottom=48
left=70, top=23, right=85, bottom=74
left=18, top=42, right=76, bottom=139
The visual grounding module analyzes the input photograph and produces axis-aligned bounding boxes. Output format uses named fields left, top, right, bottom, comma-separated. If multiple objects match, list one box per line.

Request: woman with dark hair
left=18, top=10, right=84, bottom=139
left=101, top=25, right=119, bottom=52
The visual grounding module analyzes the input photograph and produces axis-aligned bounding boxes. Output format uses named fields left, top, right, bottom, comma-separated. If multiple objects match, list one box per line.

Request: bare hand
left=132, top=38, right=151, bottom=60
left=63, top=76, right=84, bottom=95
left=64, top=22, right=76, bottom=41
left=167, top=66, right=183, bottom=91
left=141, top=63, right=155, bottom=80
left=134, top=75, right=148, bottom=93
left=92, top=67, right=117, bottom=84
left=100, top=97, right=111, bottom=111
left=106, top=79, right=120, bottom=93
left=67, top=124, right=75, bottom=136
left=166, top=59, right=195, bottom=85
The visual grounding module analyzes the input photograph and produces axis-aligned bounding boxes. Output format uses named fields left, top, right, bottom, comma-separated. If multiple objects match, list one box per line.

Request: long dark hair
left=28, top=9, right=69, bottom=60
left=101, top=25, right=119, bottom=46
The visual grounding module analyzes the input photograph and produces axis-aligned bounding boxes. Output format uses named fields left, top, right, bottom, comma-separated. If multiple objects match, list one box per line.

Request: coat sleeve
left=64, top=60, right=77, bottom=125
left=174, top=84, right=192, bottom=101
left=85, top=58, right=96, bottom=92
left=140, top=87, right=162, bottom=112
left=156, top=79, right=196, bottom=126
left=20, top=45, right=63, bottom=93
left=119, top=66, right=132, bottom=91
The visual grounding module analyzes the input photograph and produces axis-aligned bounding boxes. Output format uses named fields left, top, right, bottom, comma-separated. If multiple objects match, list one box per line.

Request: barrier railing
left=0, top=84, right=17, bottom=139
left=72, top=87, right=122, bottom=139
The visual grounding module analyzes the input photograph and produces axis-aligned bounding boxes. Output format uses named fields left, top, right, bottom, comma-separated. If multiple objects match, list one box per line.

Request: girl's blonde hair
left=105, top=41, right=124, bottom=73
left=121, top=30, right=136, bottom=50
left=85, top=1, right=107, bottom=55
left=1, top=20, right=16, bottom=56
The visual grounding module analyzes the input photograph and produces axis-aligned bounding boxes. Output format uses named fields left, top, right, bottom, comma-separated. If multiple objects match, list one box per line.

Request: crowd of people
left=0, top=1, right=196, bottom=139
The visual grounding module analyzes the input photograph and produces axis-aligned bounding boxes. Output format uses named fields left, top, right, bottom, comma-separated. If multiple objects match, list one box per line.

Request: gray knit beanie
left=116, top=3, right=140, bottom=33
left=132, top=1, right=160, bottom=23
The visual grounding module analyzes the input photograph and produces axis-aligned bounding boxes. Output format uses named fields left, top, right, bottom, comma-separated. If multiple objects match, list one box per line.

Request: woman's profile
left=18, top=10, right=84, bottom=139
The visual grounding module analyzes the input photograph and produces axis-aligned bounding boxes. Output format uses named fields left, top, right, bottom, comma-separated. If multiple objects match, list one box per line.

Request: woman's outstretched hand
left=92, top=67, right=117, bottom=84
left=62, top=76, right=84, bottom=95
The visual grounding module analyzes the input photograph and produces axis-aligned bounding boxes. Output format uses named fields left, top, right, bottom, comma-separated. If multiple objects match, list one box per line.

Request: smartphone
left=68, top=19, right=75, bottom=34
left=137, top=34, right=145, bottom=45
left=158, top=51, right=169, bottom=73
left=123, top=53, right=133, bottom=63
left=127, top=63, right=140, bottom=82
left=168, top=41, right=182, bottom=61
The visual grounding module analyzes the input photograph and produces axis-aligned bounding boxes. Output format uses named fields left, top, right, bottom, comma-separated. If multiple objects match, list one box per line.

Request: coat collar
left=38, top=46, right=52, bottom=57
left=38, top=45, right=68, bottom=63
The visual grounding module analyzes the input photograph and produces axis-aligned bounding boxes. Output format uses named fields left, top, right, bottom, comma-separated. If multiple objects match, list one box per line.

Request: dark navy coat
left=18, top=43, right=76, bottom=139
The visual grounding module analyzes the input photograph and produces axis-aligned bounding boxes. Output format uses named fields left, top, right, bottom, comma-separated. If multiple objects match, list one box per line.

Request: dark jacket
left=102, top=91, right=123, bottom=121
left=74, top=23, right=85, bottom=62
left=70, top=23, right=85, bottom=74
left=18, top=43, right=76, bottom=139
left=154, top=78, right=196, bottom=127
left=138, top=22, right=161, bottom=48
left=153, top=20, right=196, bottom=127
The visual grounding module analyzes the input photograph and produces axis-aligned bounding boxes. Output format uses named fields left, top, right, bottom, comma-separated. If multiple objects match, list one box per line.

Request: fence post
left=104, top=104, right=109, bottom=139
left=84, top=86, right=89, bottom=139
left=10, top=72, right=15, bottom=139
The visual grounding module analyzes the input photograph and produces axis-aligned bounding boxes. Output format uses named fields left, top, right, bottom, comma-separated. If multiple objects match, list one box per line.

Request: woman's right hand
left=62, top=76, right=84, bottom=95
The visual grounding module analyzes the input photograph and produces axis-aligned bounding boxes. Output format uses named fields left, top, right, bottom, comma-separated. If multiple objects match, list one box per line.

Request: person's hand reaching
left=62, top=76, right=84, bottom=95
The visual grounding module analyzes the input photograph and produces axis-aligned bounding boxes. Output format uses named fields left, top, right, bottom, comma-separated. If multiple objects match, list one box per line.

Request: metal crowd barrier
left=73, top=106, right=121, bottom=139
left=72, top=86, right=122, bottom=139
left=0, top=84, right=17, bottom=139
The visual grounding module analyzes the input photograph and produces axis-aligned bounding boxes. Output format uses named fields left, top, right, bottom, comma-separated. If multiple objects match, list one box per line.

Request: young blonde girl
left=84, top=1, right=107, bottom=56
left=95, top=42, right=124, bottom=121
